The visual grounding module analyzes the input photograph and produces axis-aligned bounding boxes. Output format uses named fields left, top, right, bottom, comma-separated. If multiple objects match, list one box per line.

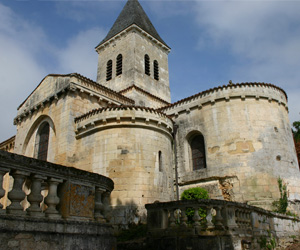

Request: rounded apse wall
left=169, top=83, right=299, bottom=208
left=75, top=106, right=174, bottom=225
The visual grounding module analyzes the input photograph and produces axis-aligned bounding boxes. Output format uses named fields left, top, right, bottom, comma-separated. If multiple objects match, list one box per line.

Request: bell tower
left=95, top=0, right=171, bottom=104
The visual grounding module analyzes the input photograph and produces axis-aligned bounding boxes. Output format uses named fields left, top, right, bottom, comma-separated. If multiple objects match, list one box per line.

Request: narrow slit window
left=158, top=151, right=163, bottom=172
left=190, top=134, right=206, bottom=170
left=37, top=123, right=50, bottom=161
left=106, top=60, right=112, bottom=81
left=145, top=54, right=150, bottom=76
left=154, top=60, right=159, bottom=80
left=116, top=54, right=123, bottom=76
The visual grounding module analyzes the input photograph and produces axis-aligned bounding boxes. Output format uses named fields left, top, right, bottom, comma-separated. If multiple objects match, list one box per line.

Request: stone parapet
left=0, top=215, right=116, bottom=250
left=146, top=199, right=300, bottom=250
left=0, top=150, right=113, bottom=222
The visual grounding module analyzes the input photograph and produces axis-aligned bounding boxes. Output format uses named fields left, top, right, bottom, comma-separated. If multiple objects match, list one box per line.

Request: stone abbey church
left=1, top=0, right=300, bottom=225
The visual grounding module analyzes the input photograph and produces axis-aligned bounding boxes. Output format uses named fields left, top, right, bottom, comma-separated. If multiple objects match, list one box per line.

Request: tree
left=292, top=120, right=300, bottom=142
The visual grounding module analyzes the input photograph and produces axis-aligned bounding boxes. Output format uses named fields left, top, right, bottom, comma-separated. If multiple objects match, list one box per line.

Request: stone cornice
left=119, top=84, right=170, bottom=105
left=17, top=73, right=134, bottom=111
left=0, top=135, right=15, bottom=148
left=14, top=74, right=135, bottom=125
left=74, top=106, right=174, bottom=139
left=158, top=82, right=288, bottom=115
left=70, top=73, right=134, bottom=105
left=95, top=24, right=171, bottom=53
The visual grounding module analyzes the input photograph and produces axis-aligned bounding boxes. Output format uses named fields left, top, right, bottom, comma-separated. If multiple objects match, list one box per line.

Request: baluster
left=181, top=208, right=188, bottom=227
left=236, top=209, right=240, bottom=227
left=6, top=170, right=29, bottom=215
left=44, top=178, right=63, bottom=218
left=215, top=206, right=224, bottom=228
left=94, top=187, right=105, bottom=222
left=27, top=174, right=45, bottom=217
left=102, top=191, right=111, bottom=221
left=169, top=208, right=176, bottom=227
left=206, top=207, right=214, bottom=229
left=193, top=206, right=201, bottom=227
left=0, top=169, right=9, bottom=212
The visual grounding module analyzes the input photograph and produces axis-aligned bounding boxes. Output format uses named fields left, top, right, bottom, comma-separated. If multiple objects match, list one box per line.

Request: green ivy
left=272, top=177, right=288, bottom=214
left=180, top=187, right=209, bottom=222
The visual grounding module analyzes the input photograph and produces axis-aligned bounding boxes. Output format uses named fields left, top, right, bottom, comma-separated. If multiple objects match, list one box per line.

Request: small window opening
left=158, top=151, right=163, bottom=172
left=154, top=60, right=159, bottom=80
left=145, top=54, right=150, bottom=76
left=106, top=60, right=112, bottom=81
left=116, top=54, right=123, bottom=76
left=190, top=134, right=206, bottom=170
left=37, top=123, right=50, bottom=161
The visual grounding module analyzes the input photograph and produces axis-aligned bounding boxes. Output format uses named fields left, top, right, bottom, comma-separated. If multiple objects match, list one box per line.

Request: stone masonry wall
left=14, top=83, right=105, bottom=167
left=96, top=27, right=171, bottom=104
left=164, top=84, right=299, bottom=210
left=74, top=107, right=175, bottom=226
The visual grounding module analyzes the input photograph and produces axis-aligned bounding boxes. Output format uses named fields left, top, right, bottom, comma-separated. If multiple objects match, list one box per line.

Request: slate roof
left=97, top=0, right=169, bottom=48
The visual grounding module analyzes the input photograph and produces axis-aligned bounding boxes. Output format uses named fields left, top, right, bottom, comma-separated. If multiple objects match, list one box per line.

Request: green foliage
left=259, top=232, right=276, bottom=250
left=293, top=120, right=300, bottom=142
left=180, top=187, right=209, bottom=222
left=181, top=187, right=209, bottom=200
left=272, top=177, right=288, bottom=214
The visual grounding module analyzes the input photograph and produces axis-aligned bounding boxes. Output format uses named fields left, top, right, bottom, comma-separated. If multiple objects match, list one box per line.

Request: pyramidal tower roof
left=97, top=0, right=169, bottom=48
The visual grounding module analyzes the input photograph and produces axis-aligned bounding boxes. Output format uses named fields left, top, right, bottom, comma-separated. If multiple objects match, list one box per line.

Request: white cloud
left=0, top=3, right=106, bottom=142
left=194, top=1, right=300, bottom=122
left=0, top=3, right=48, bottom=142
left=56, top=27, right=106, bottom=79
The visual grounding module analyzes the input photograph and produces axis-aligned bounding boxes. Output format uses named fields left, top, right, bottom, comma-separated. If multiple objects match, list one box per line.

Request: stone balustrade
left=0, top=150, right=114, bottom=222
left=146, top=199, right=300, bottom=249
left=146, top=199, right=256, bottom=236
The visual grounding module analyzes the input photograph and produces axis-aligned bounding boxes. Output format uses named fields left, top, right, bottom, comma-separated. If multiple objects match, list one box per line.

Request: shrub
left=180, top=187, right=209, bottom=222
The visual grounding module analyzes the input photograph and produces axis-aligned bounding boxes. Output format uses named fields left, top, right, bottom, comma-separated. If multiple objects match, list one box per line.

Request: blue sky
left=0, top=0, right=300, bottom=142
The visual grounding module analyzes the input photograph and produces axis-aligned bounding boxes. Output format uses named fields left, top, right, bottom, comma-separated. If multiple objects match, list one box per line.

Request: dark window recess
left=116, top=54, right=122, bottom=76
left=191, top=134, right=206, bottom=170
left=145, top=54, right=150, bottom=75
left=106, top=60, right=112, bottom=81
left=37, top=123, right=50, bottom=161
left=154, top=60, right=159, bottom=80
left=158, top=151, right=163, bottom=172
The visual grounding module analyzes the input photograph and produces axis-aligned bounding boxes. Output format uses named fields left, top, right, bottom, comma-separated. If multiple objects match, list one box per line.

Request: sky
left=0, top=0, right=300, bottom=142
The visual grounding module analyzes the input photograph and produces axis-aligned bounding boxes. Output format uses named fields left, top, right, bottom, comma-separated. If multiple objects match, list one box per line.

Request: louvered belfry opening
left=145, top=54, right=150, bottom=75
left=116, top=54, right=123, bottom=76
left=191, top=134, right=206, bottom=170
left=37, top=123, right=50, bottom=161
left=106, top=60, right=112, bottom=81
left=154, top=60, right=159, bottom=80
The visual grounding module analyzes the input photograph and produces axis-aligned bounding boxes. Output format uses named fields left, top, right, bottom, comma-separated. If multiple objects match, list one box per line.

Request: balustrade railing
left=146, top=199, right=272, bottom=237
left=0, top=150, right=114, bottom=222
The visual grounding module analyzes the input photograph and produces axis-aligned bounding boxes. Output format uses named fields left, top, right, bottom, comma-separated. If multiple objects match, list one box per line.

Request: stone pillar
left=0, top=168, right=9, bottom=213
left=44, top=178, right=63, bottom=218
left=6, top=170, right=29, bottom=215
left=27, top=174, right=46, bottom=217
left=94, top=187, right=106, bottom=222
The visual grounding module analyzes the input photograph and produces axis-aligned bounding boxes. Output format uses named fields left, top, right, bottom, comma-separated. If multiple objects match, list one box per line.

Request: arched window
left=154, top=60, right=159, bottom=80
left=158, top=151, right=163, bottom=172
left=106, top=60, right=112, bottom=81
left=144, top=54, right=150, bottom=76
left=190, top=134, right=206, bottom=170
left=37, top=123, right=50, bottom=161
left=116, top=54, right=122, bottom=76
